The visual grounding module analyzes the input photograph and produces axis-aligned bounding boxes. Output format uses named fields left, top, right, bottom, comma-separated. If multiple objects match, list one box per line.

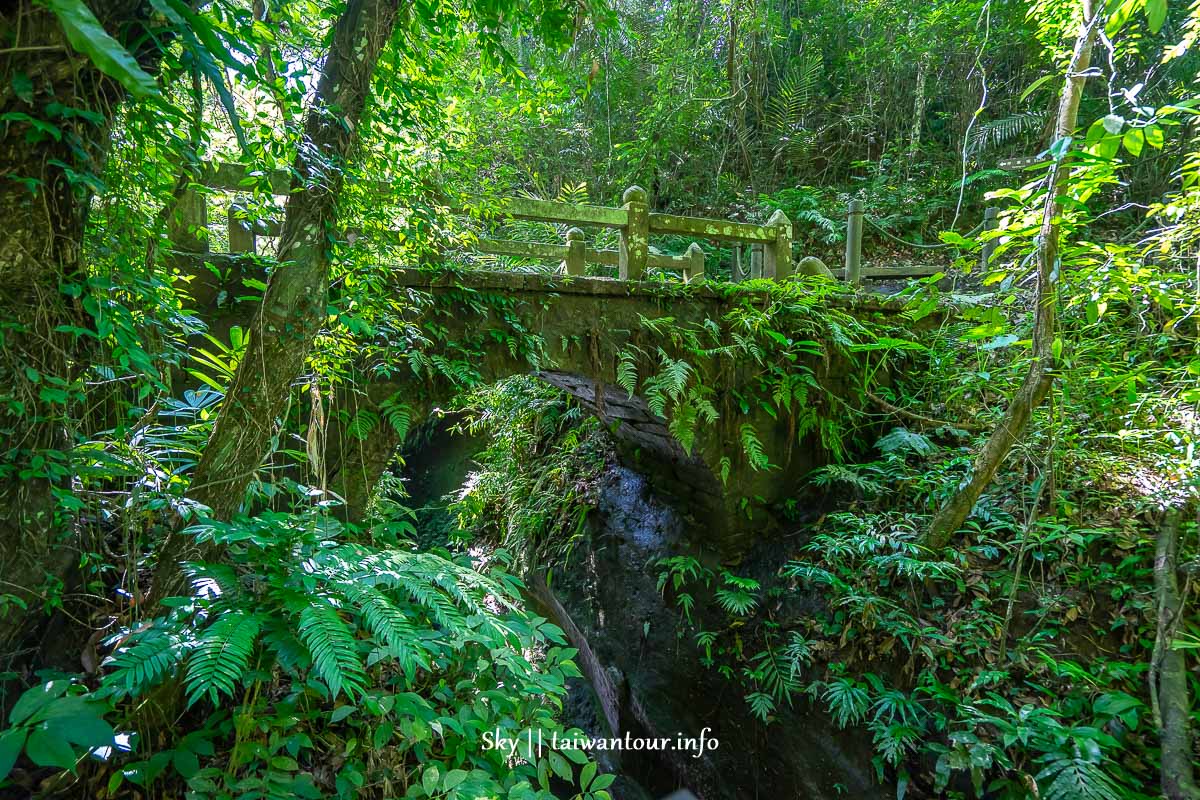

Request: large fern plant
left=98, top=509, right=590, bottom=798
left=103, top=511, right=528, bottom=704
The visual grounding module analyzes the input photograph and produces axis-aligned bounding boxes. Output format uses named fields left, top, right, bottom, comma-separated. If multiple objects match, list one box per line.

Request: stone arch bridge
left=173, top=166, right=924, bottom=553
left=298, top=269, right=912, bottom=554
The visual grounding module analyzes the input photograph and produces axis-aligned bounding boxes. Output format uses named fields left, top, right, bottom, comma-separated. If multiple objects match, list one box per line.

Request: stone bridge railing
left=467, top=186, right=793, bottom=283
left=169, top=162, right=973, bottom=285
left=169, top=163, right=799, bottom=283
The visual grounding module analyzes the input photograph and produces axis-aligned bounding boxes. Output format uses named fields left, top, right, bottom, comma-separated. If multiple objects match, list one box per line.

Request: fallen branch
left=865, top=389, right=986, bottom=433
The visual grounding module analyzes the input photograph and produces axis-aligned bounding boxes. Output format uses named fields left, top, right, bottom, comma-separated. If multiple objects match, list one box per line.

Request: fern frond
left=766, top=49, right=822, bottom=165
left=740, top=424, right=772, bottom=470
left=185, top=611, right=262, bottom=706
left=347, top=409, right=379, bottom=440
left=297, top=599, right=366, bottom=699
left=746, top=691, right=776, bottom=723
left=876, top=427, right=936, bottom=456
left=380, top=393, right=413, bottom=440
left=104, top=623, right=181, bottom=698
left=337, top=581, right=430, bottom=679
left=823, top=677, right=870, bottom=728
left=616, top=353, right=638, bottom=397
left=1037, top=756, right=1125, bottom=800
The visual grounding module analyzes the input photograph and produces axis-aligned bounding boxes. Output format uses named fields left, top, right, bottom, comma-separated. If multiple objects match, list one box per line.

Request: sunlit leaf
left=44, top=0, right=158, bottom=98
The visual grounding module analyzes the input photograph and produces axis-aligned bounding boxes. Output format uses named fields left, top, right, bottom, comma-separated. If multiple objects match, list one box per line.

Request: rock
left=797, top=256, right=835, bottom=278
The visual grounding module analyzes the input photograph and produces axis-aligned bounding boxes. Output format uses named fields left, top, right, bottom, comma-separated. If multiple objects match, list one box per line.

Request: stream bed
left=403, top=421, right=887, bottom=800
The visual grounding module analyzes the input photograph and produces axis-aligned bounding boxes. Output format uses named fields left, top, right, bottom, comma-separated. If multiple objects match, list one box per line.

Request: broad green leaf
left=590, top=773, right=616, bottom=791
left=422, top=765, right=440, bottom=796
left=172, top=748, right=200, bottom=778
left=1101, top=114, right=1125, bottom=134
left=42, top=710, right=114, bottom=749
left=8, top=681, right=68, bottom=725
left=579, top=762, right=596, bottom=791
left=1048, top=136, right=1072, bottom=161
left=1122, top=127, right=1145, bottom=157
left=1145, top=0, right=1167, bottom=32
left=43, top=0, right=158, bottom=98
left=1095, top=134, right=1121, bottom=161
left=442, top=769, right=468, bottom=791
left=547, top=750, right=572, bottom=783
left=560, top=746, right=589, bottom=765
left=1144, top=123, right=1164, bottom=149
left=1105, top=0, right=1139, bottom=36
left=0, top=728, right=27, bottom=782
left=25, top=727, right=77, bottom=772
left=1019, top=74, right=1058, bottom=102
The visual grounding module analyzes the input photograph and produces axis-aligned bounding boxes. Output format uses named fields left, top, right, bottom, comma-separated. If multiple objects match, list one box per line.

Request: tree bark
left=908, top=53, right=929, bottom=155
left=921, top=0, right=1100, bottom=551
left=0, top=0, right=159, bottom=653
left=149, top=0, right=402, bottom=605
left=1152, top=510, right=1200, bottom=800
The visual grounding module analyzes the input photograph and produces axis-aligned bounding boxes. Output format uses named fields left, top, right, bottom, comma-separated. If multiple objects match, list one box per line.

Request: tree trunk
left=149, top=0, right=402, bottom=605
left=909, top=53, right=929, bottom=155
left=921, top=0, right=1099, bottom=551
left=0, top=0, right=157, bottom=653
left=1152, top=510, right=1200, bottom=800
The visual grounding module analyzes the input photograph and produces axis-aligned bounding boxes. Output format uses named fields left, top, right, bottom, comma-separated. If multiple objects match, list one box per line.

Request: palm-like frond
left=967, top=110, right=1048, bottom=155
left=765, top=50, right=822, bottom=165
left=103, top=623, right=182, bottom=698
left=1037, top=756, right=1126, bottom=800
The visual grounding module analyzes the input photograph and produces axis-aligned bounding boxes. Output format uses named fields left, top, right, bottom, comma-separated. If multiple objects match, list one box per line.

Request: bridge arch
left=321, top=269, right=892, bottom=554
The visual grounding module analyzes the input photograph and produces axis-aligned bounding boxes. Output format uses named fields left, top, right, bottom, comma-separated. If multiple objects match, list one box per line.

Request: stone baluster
left=619, top=185, right=649, bottom=280
left=844, top=199, right=864, bottom=285
left=684, top=242, right=705, bottom=283
left=764, top=209, right=793, bottom=280
left=564, top=227, right=585, bottom=276
left=228, top=202, right=255, bottom=254
left=167, top=188, right=208, bottom=253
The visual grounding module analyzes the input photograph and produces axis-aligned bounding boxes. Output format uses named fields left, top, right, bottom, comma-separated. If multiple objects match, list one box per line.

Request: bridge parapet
left=169, top=163, right=796, bottom=284
left=170, top=162, right=999, bottom=285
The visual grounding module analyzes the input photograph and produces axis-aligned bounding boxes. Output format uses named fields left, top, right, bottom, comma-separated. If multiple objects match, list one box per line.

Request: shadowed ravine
left=402, top=420, right=884, bottom=800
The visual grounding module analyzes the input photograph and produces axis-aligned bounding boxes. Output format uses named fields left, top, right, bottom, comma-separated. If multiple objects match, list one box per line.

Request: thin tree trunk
left=921, top=0, right=1100, bottom=551
left=148, top=0, right=402, bottom=605
left=1152, top=510, right=1200, bottom=800
left=909, top=53, right=929, bottom=155
left=0, top=0, right=158, bottom=653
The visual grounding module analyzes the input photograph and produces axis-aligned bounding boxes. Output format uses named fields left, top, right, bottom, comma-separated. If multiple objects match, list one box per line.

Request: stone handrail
left=172, top=162, right=991, bottom=285
left=169, top=163, right=795, bottom=284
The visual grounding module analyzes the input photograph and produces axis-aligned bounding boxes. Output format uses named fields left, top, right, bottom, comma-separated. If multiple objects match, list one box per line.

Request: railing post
left=619, top=185, right=649, bottom=281
left=845, top=199, right=864, bottom=285
left=764, top=209, right=793, bottom=280
left=168, top=187, right=208, bottom=253
left=228, top=203, right=255, bottom=254
left=979, top=206, right=999, bottom=271
left=684, top=242, right=705, bottom=283
left=564, top=227, right=585, bottom=276
left=750, top=244, right=763, bottom=279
